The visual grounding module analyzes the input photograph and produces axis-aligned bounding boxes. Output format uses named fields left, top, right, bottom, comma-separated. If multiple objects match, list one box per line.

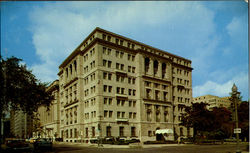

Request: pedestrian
left=177, top=136, right=181, bottom=145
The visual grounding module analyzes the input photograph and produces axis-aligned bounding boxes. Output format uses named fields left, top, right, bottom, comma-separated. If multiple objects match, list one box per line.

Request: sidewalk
left=53, top=141, right=249, bottom=152
left=53, top=142, right=192, bottom=149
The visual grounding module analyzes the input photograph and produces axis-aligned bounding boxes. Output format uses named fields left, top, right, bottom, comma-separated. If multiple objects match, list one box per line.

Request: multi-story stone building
left=36, top=80, right=60, bottom=140
left=58, top=27, right=193, bottom=142
left=193, top=95, right=232, bottom=110
left=10, top=110, right=33, bottom=138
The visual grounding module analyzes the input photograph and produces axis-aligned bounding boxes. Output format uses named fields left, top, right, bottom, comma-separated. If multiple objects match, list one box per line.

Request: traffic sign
left=234, top=128, right=241, bottom=134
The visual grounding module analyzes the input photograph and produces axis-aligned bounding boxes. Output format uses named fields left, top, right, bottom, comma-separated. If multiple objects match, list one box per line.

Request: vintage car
left=33, top=138, right=53, bottom=150
left=4, top=138, right=32, bottom=152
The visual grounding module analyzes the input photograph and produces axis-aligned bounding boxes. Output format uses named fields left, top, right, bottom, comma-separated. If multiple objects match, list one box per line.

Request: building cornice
left=46, top=80, right=59, bottom=92
left=58, top=27, right=193, bottom=70
left=96, top=27, right=192, bottom=63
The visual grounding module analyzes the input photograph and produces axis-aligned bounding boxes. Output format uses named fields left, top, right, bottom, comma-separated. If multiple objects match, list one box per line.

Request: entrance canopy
left=155, top=129, right=173, bottom=134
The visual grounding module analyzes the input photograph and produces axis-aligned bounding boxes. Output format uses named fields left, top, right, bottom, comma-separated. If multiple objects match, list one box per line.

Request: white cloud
left=28, top=1, right=218, bottom=83
left=193, top=72, right=248, bottom=100
left=226, top=14, right=248, bottom=46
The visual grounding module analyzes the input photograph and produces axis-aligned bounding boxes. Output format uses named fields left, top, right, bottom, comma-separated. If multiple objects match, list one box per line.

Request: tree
left=238, top=101, right=249, bottom=141
left=210, top=107, right=233, bottom=139
left=180, top=102, right=214, bottom=138
left=180, top=103, right=234, bottom=140
left=0, top=56, right=54, bottom=142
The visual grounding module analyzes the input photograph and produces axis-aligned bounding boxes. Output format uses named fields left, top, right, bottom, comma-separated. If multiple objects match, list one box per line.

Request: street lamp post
left=231, top=84, right=241, bottom=153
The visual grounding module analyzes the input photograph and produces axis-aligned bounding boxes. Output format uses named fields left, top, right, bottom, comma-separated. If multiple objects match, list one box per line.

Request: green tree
left=238, top=101, right=249, bottom=141
left=0, top=56, right=53, bottom=142
left=180, top=102, right=214, bottom=139
left=180, top=103, right=234, bottom=140
left=209, top=107, right=233, bottom=139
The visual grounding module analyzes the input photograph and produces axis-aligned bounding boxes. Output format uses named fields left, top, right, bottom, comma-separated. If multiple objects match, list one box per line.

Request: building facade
left=193, top=95, right=232, bottom=110
left=10, top=110, right=33, bottom=139
left=57, top=27, right=193, bottom=142
left=37, top=80, right=60, bottom=140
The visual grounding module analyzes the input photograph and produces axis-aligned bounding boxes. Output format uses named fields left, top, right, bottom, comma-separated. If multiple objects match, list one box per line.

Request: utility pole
left=231, top=84, right=241, bottom=153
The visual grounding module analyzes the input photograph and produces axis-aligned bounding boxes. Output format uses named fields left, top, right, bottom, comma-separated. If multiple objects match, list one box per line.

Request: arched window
left=154, top=60, right=158, bottom=75
left=162, top=63, right=166, bottom=78
left=145, top=57, right=150, bottom=73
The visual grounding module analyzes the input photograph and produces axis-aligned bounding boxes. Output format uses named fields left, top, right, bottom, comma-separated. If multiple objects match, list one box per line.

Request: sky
left=1, top=1, right=249, bottom=100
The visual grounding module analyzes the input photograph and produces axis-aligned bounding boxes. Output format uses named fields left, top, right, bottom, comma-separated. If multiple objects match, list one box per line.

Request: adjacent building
left=57, top=27, right=193, bottom=142
left=36, top=80, right=60, bottom=140
left=10, top=110, right=33, bottom=139
left=192, top=95, right=232, bottom=110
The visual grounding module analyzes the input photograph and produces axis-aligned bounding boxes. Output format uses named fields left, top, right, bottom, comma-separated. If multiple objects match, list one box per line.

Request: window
left=108, top=86, right=112, bottom=92
left=128, top=66, right=131, bottom=72
left=106, top=126, right=111, bottom=137
left=120, top=52, right=124, bottom=58
left=121, top=100, right=125, bottom=106
left=133, top=101, right=136, bottom=107
left=133, top=113, right=136, bottom=119
left=128, top=54, right=131, bottom=60
left=133, top=90, right=136, bottom=96
left=132, top=55, right=135, bottom=61
left=103, top=72, right=107, bottom=79
left=109, top=111, right=113, bottom=118
left=146, top=89, right=151, bottom=99
left=102, top=34, right=106, bottom=40
left=127, top=42, right=131, bottom=48
left=104, top=110, right=108, bottom=117
left=131, top=127, right=136, bottom=137
left=155, top=90, right=160, bottom=100
left=104, top=85, right=107, bottom=92
left=108, top=98, right=112, bottom=105
left=163, top=92, right=168, bottom=101
left=92, top=127, right=95, bottom=137
left=145, top=58, right=150, bottom=73
left=132, top=78, right=136, bottom=84
left=70, top=129, right=73, bottom=138
left=104, top=98, right=107, bottom=105
left=129, top=112, right=132, bottom=118
left=132, top=67, right=135, bottom=73
left=117, top=111, right=121, bottom=118
left=148, top=131, right=152, bottom=137
left=119, top=127, right=124, bottom=137
left=108, top=61, right=112, bottom=68
left=108, top=73, right=112, bottom=80
left=129, top=101, right=132, bottom=107
left=103, top=60, right=107, bottom=67
left=107, top=36, right=111, bottom=42
left=128, top=89, right=132, bottom=95
left=128, top=77, right=131, bottom=84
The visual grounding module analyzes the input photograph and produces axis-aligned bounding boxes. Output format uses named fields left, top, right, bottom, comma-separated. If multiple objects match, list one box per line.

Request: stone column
left=158, top=61, right=162, bottom=78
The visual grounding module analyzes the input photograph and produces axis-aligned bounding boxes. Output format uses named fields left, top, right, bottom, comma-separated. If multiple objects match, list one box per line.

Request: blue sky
left=1, top=1, right=249, bottom=100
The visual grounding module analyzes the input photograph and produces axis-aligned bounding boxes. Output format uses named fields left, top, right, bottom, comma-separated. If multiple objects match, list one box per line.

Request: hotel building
left=193, top=95, right=233, bottom=110
left=56, top=27, right=193, bottom=142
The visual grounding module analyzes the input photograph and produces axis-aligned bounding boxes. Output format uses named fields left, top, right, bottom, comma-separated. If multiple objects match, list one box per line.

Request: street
left=42, top=143, right=249, bottom=153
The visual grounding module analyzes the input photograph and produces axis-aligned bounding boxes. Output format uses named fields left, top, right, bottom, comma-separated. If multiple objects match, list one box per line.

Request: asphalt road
left=46, top=144, right=249, bottom=153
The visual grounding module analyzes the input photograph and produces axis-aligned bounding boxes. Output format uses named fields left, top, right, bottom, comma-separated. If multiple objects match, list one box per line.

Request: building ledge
left=143, top=98, right=172, bottom=105
left=115, top=94, right=128, bottom=99
left=64, top=99, right=79, bottom=108
left=115, top=69, right=127, bottom=75
left=116, top=118, right=129, bottom=122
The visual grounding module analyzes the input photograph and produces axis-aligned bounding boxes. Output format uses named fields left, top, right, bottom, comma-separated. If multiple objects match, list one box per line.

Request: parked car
left=33, top=138, right=52, bottom=151
left=4, top=138, right=32, bottom=152
left=29, top=138, right=37, bottom=144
